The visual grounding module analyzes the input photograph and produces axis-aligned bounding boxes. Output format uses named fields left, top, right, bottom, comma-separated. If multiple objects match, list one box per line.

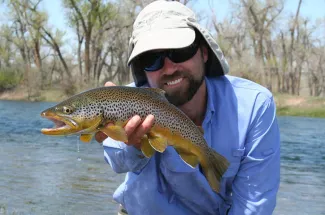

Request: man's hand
left=94, top=81, right=155, bottom=149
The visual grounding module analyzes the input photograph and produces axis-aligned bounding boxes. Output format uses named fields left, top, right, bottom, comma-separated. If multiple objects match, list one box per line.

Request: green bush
left=0, top=68, right=22, bottom=92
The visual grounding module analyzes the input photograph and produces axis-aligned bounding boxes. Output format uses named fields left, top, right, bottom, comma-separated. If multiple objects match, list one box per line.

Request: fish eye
left=63, top=106, right=74, bottom=114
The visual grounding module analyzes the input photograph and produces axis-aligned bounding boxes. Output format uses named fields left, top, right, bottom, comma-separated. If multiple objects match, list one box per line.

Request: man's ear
left=200, top=45, right=208, bottom=63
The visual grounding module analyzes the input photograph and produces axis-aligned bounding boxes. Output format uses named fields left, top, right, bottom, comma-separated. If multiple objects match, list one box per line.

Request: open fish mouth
left=40, top=111, right=79, bottom=135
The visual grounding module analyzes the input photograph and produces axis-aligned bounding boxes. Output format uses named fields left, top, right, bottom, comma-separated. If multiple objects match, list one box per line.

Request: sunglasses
left=138, top=35, right=201, bottom=72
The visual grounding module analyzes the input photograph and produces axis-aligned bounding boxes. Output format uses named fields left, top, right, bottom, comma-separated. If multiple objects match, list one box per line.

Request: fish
left=40, top=86, right=229, bottom=193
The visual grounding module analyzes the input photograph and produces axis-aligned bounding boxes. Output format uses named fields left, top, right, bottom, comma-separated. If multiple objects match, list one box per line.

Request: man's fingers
left=139, top=114, right=155, bottom=134
left=128, top=114, right=155, bottom=144
left=94, top=115, right=155, bottom=148
left=95, top=131, right=108, bottom=143
left=94, top=122, right=115, bottom=143
left=104, top=81, right=116, bottom=87
left=124, top=115, right=142, bottom=137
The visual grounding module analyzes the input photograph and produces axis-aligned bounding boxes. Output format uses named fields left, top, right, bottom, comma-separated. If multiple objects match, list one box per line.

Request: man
left=95, top=1, right=280, bottom=215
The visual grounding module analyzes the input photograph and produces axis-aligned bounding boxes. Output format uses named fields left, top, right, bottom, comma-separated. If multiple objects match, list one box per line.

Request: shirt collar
left=203, top=77, right=216, bottom=123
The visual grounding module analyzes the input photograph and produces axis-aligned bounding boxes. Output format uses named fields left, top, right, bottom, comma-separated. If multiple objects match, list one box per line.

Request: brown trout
left=40, top=86, right=229, bottom=192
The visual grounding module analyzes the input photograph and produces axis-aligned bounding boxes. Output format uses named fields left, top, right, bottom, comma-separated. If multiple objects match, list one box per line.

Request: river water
left=0, top=100, right=324, bottom=215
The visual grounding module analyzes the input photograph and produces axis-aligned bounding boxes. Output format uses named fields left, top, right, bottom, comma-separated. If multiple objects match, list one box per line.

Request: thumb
left=104, top=81, right=116, bottom=87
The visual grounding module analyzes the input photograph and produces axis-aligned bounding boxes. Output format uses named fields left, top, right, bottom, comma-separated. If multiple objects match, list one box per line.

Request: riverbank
left=1, top=87, right=324, bottom=118
left=0, top=87, right=69, bottom=102
left=274, top=93, right=325, bottom=118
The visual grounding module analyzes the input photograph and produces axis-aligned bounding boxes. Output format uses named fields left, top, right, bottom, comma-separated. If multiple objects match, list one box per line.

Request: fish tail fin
left=201, top=148, right=230, bottom=193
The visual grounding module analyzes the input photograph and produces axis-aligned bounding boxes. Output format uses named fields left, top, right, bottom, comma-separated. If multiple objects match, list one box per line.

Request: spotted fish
left=40, top=86, right=229, bottom=193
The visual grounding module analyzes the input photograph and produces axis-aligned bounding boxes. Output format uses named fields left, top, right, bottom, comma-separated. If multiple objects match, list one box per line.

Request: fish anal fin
left=201, top=148, right=230, bottom=193
left=140, top=135, right=156, bottom=158
left=173, top=138, right=200, bottom=168
left=147, top=132, right=168, bottom=153
left=177, top=151, right=199, bottom=168
left=100, top=123, right=128, bottom=142
left=80, top=134, right=93, bottom=143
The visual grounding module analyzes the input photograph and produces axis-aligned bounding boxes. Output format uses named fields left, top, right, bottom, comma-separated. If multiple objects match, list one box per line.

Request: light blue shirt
left=103, top=75, right=280, bottom=215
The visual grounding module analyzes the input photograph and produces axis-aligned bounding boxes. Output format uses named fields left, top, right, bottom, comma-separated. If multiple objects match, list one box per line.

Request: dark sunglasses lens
left=170, top=43, right=199, bottom=63
left=141, top=52, right=164, bottom=72
left=139, top=36, right=199, bottom=71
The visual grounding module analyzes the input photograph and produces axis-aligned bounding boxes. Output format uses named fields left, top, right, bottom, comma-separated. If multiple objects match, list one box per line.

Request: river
left=0, top=100, right=324, bottom=215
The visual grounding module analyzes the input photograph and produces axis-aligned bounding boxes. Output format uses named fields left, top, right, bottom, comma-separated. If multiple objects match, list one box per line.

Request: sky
left=38, top=0, right=324, bottom=39
left=0, top=0, right=324, bottom=44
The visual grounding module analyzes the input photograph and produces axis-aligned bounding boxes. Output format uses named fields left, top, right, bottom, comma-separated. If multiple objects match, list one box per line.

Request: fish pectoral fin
left=140, top=135, right=156, bottom=158
left=100, top=125, right=128, bottom=142
left=147, top=132, right=168, bottom=153
left=80, top=134, right=94, bottom=143
left=177, top=151, right=199, bottom=168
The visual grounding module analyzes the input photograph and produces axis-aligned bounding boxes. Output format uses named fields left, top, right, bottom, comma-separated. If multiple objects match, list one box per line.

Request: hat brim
left=128, top=28, right=195, bottom=65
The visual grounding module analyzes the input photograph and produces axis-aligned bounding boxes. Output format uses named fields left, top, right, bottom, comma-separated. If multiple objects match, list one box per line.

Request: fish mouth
left=40, top=111, right=79, bottom=135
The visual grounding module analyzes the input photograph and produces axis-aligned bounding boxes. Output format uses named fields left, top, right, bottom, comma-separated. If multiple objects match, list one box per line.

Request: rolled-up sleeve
left=103, top=137, right=150, bottom=173
left=229, top=96, right=280, bottom=215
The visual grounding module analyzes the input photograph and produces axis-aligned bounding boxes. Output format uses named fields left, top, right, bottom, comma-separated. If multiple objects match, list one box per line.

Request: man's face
left=144, top=46, right=208, bottom=106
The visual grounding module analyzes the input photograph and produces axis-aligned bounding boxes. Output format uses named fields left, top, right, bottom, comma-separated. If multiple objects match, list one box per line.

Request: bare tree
left=73, top=14, right=84, bottom=83
left=0, top=25, right=14, bottom=68
left=287, top=0, right=302, bottom=95
left=40, top=27, right=73, bottom=82
left=240, top=0, right=283, bottom=88
left=1, top=0, right=323, bottom=98
left=5, top=0, right=35, bottom=98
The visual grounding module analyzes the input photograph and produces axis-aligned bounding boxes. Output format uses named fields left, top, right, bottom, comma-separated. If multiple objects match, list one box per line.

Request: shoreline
left=1, top=89, right=325, bottom=118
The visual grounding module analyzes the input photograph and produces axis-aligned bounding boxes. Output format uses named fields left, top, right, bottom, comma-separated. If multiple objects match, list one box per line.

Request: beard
left=146, top=50, right=206, bottom=106
left=156, top=70, right=204, bottom=106
left=165, top=74, right=203, bottom=106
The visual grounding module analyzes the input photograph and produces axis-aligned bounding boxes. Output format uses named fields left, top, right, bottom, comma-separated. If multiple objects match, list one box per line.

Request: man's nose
left=161, top=57, right=177, bottom=75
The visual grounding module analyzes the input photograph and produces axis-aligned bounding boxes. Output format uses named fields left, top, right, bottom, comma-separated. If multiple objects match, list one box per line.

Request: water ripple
left=1, top=101, right=325, bottom=214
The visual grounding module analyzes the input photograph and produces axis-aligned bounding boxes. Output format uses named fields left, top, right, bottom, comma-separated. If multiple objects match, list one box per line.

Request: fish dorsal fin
left=147, top=88, right=166, bottom=97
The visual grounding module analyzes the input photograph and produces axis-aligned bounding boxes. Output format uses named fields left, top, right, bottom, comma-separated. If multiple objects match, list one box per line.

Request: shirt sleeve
left=229, top=95, right=281, bottom=215
left=102, top=137, right=150, bottom=173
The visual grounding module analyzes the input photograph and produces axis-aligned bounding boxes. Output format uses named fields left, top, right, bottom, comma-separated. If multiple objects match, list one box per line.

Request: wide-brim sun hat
left=128, top=0, right=229, bottom=87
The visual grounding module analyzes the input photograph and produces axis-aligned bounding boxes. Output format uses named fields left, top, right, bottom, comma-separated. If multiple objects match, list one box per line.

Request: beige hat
left=128, top=0, right=229, bottom=87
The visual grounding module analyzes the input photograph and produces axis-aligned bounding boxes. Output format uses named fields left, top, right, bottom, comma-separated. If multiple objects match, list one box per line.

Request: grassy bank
left=0, top=88, right=324, bottom=118
left=0, top=87, right=69, bottom=102
left=274, top=93, right=325, bottom=118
